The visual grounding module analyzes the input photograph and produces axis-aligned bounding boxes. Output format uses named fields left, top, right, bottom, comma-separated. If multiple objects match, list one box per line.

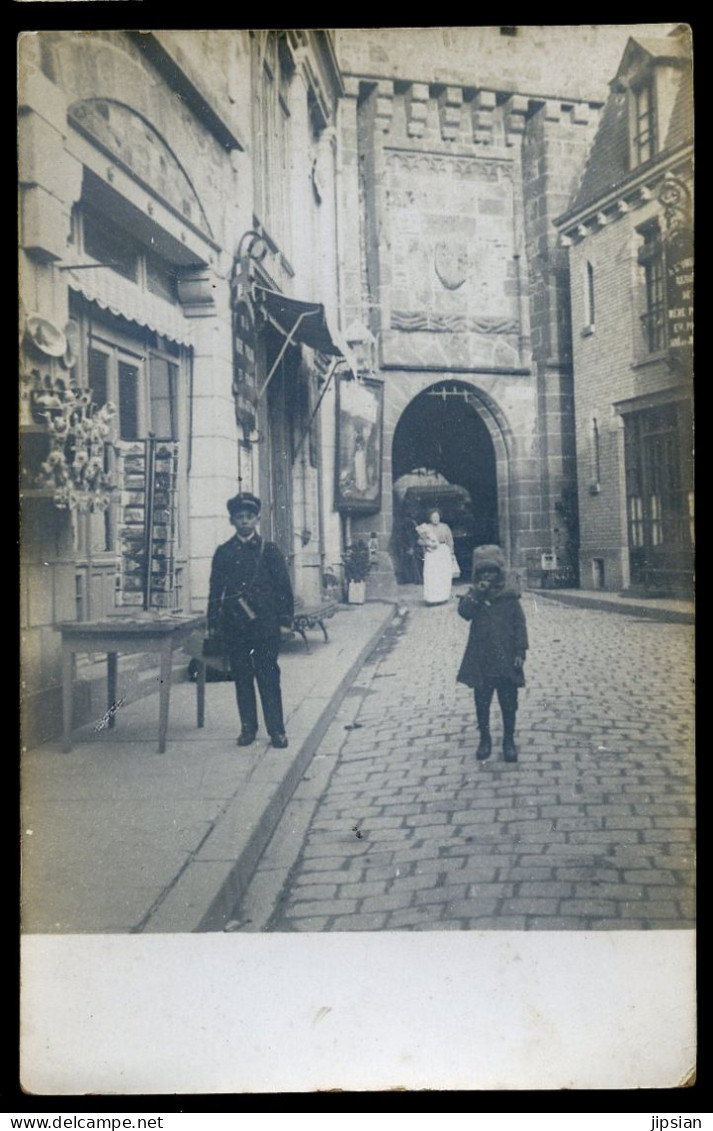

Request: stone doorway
left=392, top=381, right=499, bottom=581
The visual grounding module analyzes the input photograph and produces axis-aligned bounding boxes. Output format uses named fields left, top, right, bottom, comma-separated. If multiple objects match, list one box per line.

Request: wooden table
left=56, top=614, right=207, bottom=753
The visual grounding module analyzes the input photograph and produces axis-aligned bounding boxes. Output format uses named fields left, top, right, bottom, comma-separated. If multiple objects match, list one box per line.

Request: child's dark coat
left=456, top=584, right=529, bottom=689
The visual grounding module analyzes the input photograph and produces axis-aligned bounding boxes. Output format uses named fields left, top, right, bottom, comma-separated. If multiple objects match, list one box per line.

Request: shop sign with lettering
left=666, top=227, right=693, bottom=350
left=230, top=259, right=258, bottom=434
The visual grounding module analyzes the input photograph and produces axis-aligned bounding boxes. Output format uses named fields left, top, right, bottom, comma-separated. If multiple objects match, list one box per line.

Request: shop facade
left=19, top=30, right=347, bottom=745
left=555, top=29, right=693, bottom=596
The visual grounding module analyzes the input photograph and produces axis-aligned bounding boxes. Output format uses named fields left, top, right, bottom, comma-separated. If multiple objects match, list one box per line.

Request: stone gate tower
left=334, top=28, right=603, bottom=587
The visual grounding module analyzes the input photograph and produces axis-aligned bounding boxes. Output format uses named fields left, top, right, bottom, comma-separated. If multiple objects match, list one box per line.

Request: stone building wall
left=556, top=28, right=694, bottom=594
left=340, top=73, right=599, bottom=579
left=20, top=30, right=246, bottom=745
left=520, top=100, right=600, bottom=574
left=19, top=29, right=346, bottom=746
left=335, top=26, right=680, bottom=105
left=566, top=186, right=693, bottom=592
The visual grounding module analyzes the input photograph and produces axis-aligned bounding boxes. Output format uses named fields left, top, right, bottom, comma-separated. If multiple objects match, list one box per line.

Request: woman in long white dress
left=416, top=509, right=457, bottom=605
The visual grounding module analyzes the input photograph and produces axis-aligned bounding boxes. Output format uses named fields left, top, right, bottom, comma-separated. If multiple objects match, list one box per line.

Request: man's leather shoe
left=271, top=733, right=289, bottom=749
left=237, top=730, right=257, bottom=747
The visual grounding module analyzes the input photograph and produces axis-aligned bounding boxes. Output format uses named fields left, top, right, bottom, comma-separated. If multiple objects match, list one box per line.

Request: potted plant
left=342, top=539, right=373, bottom=605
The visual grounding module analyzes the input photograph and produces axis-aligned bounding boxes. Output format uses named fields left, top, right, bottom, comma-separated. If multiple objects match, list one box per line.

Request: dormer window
left=632, top=77, right=657, bottom=166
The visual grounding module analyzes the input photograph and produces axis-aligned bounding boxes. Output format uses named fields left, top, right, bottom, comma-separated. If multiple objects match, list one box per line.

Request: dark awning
left=256, top=285, right=357, bottom=372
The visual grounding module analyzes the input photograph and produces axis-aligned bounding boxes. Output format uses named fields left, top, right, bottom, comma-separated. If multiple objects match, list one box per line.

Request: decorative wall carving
left=382, top=136, right=522, bottom=366
left=384, top=148, right=512, bottom=181
left=433, top=239, right=468, bottom=290
left=381, top=143, right=523, bottom=370
left=392, top=311, right=520, bottom=334
left=69, top=98, right=213, bottom=238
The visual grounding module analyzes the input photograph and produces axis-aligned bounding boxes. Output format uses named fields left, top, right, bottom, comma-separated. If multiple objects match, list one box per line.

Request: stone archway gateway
left=391, top=379, right=513, bottom=581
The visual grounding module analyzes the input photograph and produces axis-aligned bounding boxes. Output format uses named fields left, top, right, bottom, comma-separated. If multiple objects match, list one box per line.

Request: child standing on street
left=456, top=545, right=528, bottom=762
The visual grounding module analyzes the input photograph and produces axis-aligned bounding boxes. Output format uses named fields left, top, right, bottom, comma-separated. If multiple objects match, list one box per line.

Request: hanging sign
left=335, top=375, right=384, bottom=514
left=230, top=256, right=258, bottom=434
left=666, top=226, right=693, bottom=351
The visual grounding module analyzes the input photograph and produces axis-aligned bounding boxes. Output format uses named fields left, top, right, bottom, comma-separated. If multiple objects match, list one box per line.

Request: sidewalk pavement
left=21, top=601, right=396, bottom=935
left=528, top=587, right=694, bottom=623
left=21, top=583, right=693, bottom=937
left=396, top=581, right=694, bottom=624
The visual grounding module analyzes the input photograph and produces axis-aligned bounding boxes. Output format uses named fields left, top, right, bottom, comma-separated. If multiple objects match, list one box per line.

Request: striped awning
left=66, top=266, right=193, bottom=347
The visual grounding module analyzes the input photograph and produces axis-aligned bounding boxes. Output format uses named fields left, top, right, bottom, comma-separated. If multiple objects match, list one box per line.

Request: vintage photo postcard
left=18, top=24, right=695, bottom=1095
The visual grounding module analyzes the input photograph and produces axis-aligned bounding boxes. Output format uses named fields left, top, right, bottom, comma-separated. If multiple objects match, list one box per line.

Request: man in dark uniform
left=207, top=493, right=294, bottom=748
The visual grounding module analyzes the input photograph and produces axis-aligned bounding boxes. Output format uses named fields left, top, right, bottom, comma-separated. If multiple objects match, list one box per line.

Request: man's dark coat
left=207, top=533, right=294, bottom=738
left=208, top=534, right=294, bottom=645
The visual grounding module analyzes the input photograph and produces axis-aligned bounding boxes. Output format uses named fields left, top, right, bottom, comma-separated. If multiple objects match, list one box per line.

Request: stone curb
left=528, top=589, right=694, bottom=624
left=143, top=602, right=398, bottom=933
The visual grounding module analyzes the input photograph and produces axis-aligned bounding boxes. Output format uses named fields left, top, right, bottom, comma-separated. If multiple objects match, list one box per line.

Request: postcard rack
left=114, top=435, right=180, bottom=612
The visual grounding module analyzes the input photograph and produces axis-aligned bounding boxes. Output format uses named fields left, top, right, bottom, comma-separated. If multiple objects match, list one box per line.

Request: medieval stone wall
left=520, top=100, right=600, bottom=572
left=344, top=76, right=599, bottom=575
left=335, top=27, right=680, bottom=105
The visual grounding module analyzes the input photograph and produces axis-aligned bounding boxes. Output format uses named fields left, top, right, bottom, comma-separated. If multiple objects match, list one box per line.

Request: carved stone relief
left=69, top=98, right=213, bottom=238
left=381, top=148, right=522, bottom=370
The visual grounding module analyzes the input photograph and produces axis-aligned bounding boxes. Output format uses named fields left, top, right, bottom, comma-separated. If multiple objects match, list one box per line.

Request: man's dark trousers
left=228, top=632, right=285, bottom=737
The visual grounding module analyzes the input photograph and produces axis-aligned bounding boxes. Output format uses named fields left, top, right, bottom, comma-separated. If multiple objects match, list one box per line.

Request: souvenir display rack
left=114, top=435, right=180, bottom=611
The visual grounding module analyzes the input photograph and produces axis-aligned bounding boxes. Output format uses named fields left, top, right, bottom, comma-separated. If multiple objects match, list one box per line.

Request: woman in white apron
left=416, top=509, right=458, bottom=605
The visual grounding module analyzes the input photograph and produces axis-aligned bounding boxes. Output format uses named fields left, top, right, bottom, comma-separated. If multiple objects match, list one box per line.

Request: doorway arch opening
left=392, top=381, right=501, bottom=581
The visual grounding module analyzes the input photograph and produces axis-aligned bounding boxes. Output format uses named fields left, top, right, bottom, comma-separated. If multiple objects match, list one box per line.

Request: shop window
left=149, top=354, right=179, bottom=440
left=628, top=495, right=645, bottom=547
left=255, top=31, right=293, bottom=257
left=118, top=362, right=140, bottom=440
left=88, top=348, right=108, bottom=411
left=82, top=206, right=140, bottom=282
left=67, top=203, right=190, bottom=618
left=74, top=306, right=187, bottom=619
left=76, top=205, right=180, bottom=304
left=650, top=493, right=663, bottom=545
left=638, top=225, right=666, bottom=353
left=624, top=402, right=693, bottom=590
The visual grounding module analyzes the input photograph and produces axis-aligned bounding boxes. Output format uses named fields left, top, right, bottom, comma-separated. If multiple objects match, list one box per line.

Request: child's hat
left=471, top=544, right=506, bottom=574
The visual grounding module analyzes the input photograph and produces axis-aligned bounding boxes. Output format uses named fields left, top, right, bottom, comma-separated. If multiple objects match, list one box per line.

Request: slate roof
left=565, top=87, right=630, bottom=218
left=559, top=35, right=693, bottom=224
left=625, top=35, right=690, bottom=63
left=666, top=60, right=694, bottom=151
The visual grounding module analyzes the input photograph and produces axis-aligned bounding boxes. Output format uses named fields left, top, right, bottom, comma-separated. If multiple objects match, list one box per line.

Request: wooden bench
left=186, top=602, right=339, bottom=681
left=290, top=600, right=338, bottom=652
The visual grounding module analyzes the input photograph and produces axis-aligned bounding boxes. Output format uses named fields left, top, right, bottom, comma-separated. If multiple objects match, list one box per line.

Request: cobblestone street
left=231, top=590, right=695, bottom=932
